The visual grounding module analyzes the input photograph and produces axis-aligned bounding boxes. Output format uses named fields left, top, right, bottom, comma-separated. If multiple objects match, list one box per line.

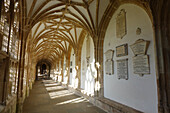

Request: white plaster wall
left=103, top=4, right=158, bottom=113
left=58, top=60, right=62, bottom=82
left=81, top=36, right=95, bottom=95
left=63, top=56, right=68, bottom=84
left=81, top=37, right=87, bottom=89
left=69, top=48, right=76, bottom=86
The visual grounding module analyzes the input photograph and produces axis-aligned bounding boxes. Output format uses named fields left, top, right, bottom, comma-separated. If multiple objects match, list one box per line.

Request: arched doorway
left=81, top=34, right=96, bottom=96
left=36, top=61, right=51, bottom=80
left=41, top=64, right=47, bottom=74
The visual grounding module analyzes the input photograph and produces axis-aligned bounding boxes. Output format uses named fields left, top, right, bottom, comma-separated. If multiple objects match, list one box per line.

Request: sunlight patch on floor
left=56, top=97, right=88, bottom=105
left=47, top=88, right=74, bottom=99
left=45, top=86, right=64, bottom=91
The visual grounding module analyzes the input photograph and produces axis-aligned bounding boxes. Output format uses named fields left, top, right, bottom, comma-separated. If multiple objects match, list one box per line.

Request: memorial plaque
left=130, top=39, right=150, bottom=55
left=133, top=55, right=150, bottom=76
left=116, top=9, right=127, bottom=39
left=117, top=59, right=128, bottom=80
left=105, top=60, right=114, bottom=75
left=105, top=49, right=114, bottom=60
left=116, top=44, right=128, bottom=57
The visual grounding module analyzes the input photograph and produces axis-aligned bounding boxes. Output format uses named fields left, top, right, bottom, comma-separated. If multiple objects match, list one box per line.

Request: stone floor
left=23, top=79, right=106, bottom=113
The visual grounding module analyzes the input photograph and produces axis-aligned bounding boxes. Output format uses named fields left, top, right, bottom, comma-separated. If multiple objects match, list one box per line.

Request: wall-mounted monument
left=105, top=49, right=114, bottom=75
left=117, top=59, right=128, bottom=80
left=116, top=9, right=127, bottom=39
left=130, top=39, right=150, bottom=76
left=116, top=43, right=128, bottom=57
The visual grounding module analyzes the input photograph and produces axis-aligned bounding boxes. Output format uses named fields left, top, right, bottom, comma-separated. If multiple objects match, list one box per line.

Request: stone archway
left=36, top=60, right=51, bottom=80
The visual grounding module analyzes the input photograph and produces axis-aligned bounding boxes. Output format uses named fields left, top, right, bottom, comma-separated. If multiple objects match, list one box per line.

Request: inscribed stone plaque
left=105, top=49, right=114, bottom=60
left=133, top=55, right=150, bottom=76
left=105, top=60, right=114, bottom=75
left=117, top=59, right=128, bottom=80
left=116, top=44, right=128, bottom=57
left=116, top=9, right=127, bottom=39
left=130, top=39, right=150, bottom=55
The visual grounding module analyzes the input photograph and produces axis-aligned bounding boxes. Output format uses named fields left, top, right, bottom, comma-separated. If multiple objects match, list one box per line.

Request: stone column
left=151, top=4, right=170, bottom=112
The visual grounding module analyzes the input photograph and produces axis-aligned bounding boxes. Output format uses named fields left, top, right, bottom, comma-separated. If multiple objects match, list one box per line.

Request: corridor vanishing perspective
left=0, top=0, right=170, bottom=113
left=23, top=79, right=106, bottom=113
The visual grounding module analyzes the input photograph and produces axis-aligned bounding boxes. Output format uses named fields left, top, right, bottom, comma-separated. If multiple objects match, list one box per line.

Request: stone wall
left=0, top=95, right=16, bottom=113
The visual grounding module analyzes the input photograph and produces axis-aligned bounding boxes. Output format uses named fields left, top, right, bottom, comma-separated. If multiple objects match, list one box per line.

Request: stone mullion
left=0, top=0, right=5, bottom=50
left=0, top=58, right=6, bottom=104
left=0, top=1, right=5, bottom=104
left=6, top=0, right=14, bottom=98
left=7, top=0, right=14, bottom=54
left=14, top=63, right=18, bottom=94
left=2, top=57, right=9, bottom=105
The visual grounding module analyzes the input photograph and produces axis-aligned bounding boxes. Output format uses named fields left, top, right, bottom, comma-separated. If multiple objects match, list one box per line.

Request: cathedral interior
left=0, top=0, right=169, bottom=113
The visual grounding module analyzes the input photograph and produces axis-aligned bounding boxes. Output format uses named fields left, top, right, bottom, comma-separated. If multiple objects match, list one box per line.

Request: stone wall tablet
left=105, top=49, right=114, bottom=60
left=130, top=39, right=150, bottom=55
left=116, top=43, right=128, bottom=57
left=130, top=39, right=150, bottom=76
left=116, top=9, right=127, bottom=39
left=133, top=55, right=150, bottom=76
left=105, top=60, right=114, bottom=75
left=117, top=59, right=128, bottom=80
left=105, top=49, right=114, bottom=75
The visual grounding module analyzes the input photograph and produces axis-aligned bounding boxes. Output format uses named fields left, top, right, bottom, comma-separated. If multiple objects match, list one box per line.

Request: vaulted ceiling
left=24, top=0, right=110, bottom=64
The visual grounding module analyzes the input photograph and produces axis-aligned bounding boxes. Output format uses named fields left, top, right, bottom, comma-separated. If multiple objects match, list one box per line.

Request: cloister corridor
left=0, top=0, right=169, bottom=113
left=23, top=78, right=106, bottom=113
